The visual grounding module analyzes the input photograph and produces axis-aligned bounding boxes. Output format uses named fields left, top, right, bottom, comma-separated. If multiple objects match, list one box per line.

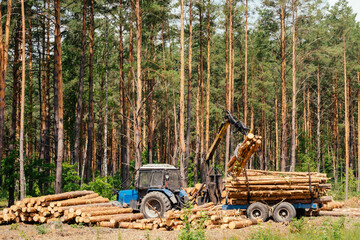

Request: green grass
left=247, top=217, right=360, bottom=240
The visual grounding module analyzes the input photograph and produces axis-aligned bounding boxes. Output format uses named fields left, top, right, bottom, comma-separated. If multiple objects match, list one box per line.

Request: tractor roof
left=140, top=164, right=178, bottom=170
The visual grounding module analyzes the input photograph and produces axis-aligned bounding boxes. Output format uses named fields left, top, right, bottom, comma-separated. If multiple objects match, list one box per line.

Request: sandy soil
left=0, top=215, right=359, bottom=240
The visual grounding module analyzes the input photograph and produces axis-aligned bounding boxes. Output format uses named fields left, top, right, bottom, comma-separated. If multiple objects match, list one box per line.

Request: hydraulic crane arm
left=205, top=110, right=250, bottom=163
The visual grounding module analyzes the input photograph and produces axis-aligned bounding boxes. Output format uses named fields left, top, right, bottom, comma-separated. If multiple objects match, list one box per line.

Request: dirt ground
left=1, top=216, right=359, bottom=240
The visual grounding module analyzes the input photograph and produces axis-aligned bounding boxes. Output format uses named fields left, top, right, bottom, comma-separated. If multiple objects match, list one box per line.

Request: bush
left=81, top=176, right=116, bottom=200
left=177, top=205, right=206, bottom=240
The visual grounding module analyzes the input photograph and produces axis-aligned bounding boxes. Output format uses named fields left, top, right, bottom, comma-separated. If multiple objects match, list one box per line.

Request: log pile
left=0, top=191, right=140, bottom=226
left=318, top=208, right=360, bottom=217
left=101, top=202, right=260, bottom=230
left=183, top=183, right=206, bottom=205
left=223, top=169, right=331, bottom=205
left=227, top=133, right=262, bottom=176
left=320, top=201, right=344, bottom=211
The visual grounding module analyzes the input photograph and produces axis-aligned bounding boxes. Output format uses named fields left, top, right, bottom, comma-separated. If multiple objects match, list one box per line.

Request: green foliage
left=34, top=224, right=48, bottom=235
left=62, top=163, right=81, bottom=192
left=289, top=217, right=306, bottom=233
left=10, top=223, right=18, bottom=230
left=178, top=205, right=206, bottom=240
left=81, top=176, right=115, bottom=200
left=249, top=227, right=282, bottom=240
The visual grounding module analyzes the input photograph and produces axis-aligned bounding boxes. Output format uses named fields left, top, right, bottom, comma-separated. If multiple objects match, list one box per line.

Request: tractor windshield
left=166, top=170, right=181, bottom=190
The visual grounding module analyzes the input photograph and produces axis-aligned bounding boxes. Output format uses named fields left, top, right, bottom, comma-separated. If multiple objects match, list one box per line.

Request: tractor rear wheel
left=140, top=192, right=171, bottom=218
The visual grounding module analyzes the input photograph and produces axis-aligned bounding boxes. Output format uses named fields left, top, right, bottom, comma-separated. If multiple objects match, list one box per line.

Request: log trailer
left=117, top=111, right=325, bottom=222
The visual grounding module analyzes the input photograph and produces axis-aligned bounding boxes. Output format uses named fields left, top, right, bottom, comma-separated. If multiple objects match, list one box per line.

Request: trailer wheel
left=273, top=202, right=296, bottom=222
left=140, top=192, right=171, bottom=218
left=247, top=202, right=269, bottom=222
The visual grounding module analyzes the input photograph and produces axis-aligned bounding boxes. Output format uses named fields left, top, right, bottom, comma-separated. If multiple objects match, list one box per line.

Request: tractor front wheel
left=140, top=192, right=171, bottom=218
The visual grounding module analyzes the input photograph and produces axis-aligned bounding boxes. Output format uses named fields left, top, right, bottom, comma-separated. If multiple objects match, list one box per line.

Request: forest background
left=0, top=0, right=359, bottom=207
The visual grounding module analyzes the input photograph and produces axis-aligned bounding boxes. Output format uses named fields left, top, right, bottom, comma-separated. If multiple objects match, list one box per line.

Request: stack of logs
left=227, top=133, right=262, bottom=176
left=163, top=202, right=260, bottom=230
left=1, top=191, right=143, bottom=226
left=183, top=183, right=206, bottom=205
left=223, top=169, right=331, bottom=205
left=321, top=201, right=344, bottom=211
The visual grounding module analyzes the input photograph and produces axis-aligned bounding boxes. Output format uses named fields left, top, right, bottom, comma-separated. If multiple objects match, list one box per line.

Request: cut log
left=56, top=197, right=109, bottom=207
left=228, top=219, right=253, bottom=229
left=39, top=190, right=94, bottom=202
left=99, top=221, right=119, bottom=228
left=109, top=213, right=144, bottom=224
left=84, top=208, right=133, bottom=217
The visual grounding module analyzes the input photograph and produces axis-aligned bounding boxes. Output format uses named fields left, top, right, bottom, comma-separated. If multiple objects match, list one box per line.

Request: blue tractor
left=117, top=164, right=189, bottom=218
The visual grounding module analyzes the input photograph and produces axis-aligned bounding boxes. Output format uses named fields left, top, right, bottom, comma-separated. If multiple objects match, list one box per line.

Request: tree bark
left=290, top=0, right=296, bottom=172
left=280, top=2, right=287, bottom=172
left=28, top=16, right=34, bottom=160
left=357, top=71, right=360, bottom=191
left=0, top=0, right=12, bottom=161
left=316, top=65, right=321, bottom=173
left=185, top=0, right=193, bottom=187
left=205, top=0, right=211, bottom=172
left=54, top=0, right=64, bottom=194
left=102, top=15, right=109, bottom=177
left=179, top=0, right=186, bottom=184
left=135, top=0, right=142, bottom=172
left=19, top=0, right=27, bottom=200
left=75, top=0, right=87, bottom=174
left=86, top=0, right=95, bottom=183
left=343, top=26, right=349, bottom=200
left=244, top=0, right=248, bottom=127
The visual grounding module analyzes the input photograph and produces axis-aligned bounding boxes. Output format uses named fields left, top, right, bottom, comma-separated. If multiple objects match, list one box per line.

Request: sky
left=328, top=0, right=360, bottom=21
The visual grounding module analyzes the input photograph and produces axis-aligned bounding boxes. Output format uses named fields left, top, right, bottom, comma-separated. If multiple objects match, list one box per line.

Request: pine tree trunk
left=343, top=26, right=349, bottom=200
left=119, top=0, right=125, bottom=177
left=275, top=78, right=279, bottom=171
left=199, top=2, right=205, bottom=182
left=357, top=71, right=360, bottom=191
left=204, top=0, right=211, bottom=175
left=123, top=4, right=133, bottom=188
left=290, top=0, right=296, bottom=172
left=244, top=0, right=248, bottom=127
left=134, top=0, right=142, bottom=171
left=332, top=75, right=339, bottom=185
left=86, top=0, right=95, bottom=183
left=316, top=65, right=321, bottom=173
left=280, top=2, right=287, bottom=172
left=179, top=0, right=186, bottom=184
left=102, top=15, right=109, bottom=177
left=75, top=0, right=87, bottom=174
left=19, top=0, right=26, bottom=200
left=54, top=0, right=64, bottom=194
left=224, top=0, right=230, bottom=173
left=185, top=0, right=193, bottom=187
left=0, top=0, right=12, bottom=161
left=28, top=16, right=34, bottom=160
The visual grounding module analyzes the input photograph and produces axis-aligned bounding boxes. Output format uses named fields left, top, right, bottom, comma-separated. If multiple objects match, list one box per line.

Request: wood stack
left=223, top=169, right=331, bottom=205
left=183, top=183, right=206, bottom=205
left=162, top=203, right=259, bottom=230
left=227, top=133, right=262, bottom=176
left=1, top=191, right=138, bottom=226
left=321, top=201, right=344, bottom=211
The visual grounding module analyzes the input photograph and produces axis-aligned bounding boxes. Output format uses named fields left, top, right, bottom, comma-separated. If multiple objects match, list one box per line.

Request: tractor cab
left=117, top=164, right=188, bottom=218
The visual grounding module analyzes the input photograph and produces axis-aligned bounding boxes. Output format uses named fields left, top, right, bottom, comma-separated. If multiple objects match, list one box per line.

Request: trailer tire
left=273, top=202, right=296, bottom=222
left=247, top=202, right=269, bottom=222
left=140, top=192, right=171, bottom=218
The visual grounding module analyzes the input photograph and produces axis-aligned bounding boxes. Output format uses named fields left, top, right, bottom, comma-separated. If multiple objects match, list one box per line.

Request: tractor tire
left=273, top=202, right=296, bottom=222
left=140, top=192, right=171, bottom=218
left=247, top=202, right=270, bottom=222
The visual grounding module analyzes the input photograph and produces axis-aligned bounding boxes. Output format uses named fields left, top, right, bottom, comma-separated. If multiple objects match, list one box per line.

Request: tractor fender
left=147, top=189, right=178, bottom=205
